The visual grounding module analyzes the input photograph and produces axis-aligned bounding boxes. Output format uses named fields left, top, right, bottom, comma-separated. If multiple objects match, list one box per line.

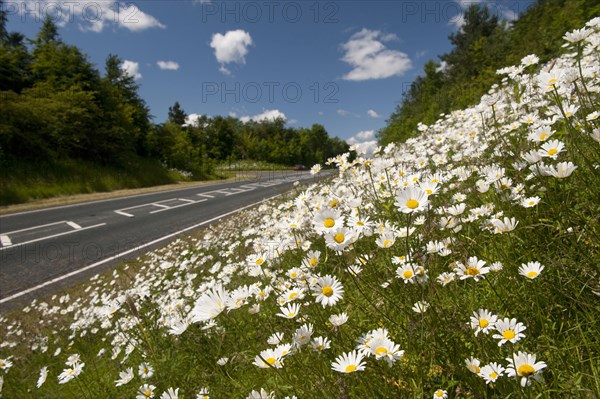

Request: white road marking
left=212, top=190, right=233, bottom=195
left=0, top=223, right=107, bottom=252
left=0, top=235, right=12, bottom=247
left=0, top=195, right=281, bottom=304
left=4, top=220, right=67, bottom=235
left=197, top=193, right=215, bottom=198
left=149, top=200, right=205, bottom=214
left=114, top=210, right=135, bottom=218
left=151, top=203, right=171, bottom=209
left=66, top=221, right=82, bottom=230
left=178, top=198, right=196, bottom=203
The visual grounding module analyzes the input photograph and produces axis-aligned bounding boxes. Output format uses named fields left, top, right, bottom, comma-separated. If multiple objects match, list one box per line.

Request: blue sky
left=5, top=0, right=532, bottom=151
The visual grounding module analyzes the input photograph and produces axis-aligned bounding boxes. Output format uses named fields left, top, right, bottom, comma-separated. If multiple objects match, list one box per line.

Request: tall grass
left=0, top=157, right=192, bottom=206
left=0, top=20, right=599, bottom=399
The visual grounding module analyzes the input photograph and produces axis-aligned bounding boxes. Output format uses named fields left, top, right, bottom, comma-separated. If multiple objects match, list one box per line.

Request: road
left=0, top=171, right=317, bottom=311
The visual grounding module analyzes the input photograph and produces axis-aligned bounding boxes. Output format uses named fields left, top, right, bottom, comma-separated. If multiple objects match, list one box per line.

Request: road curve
left=0, top=171, right=318, bottom=311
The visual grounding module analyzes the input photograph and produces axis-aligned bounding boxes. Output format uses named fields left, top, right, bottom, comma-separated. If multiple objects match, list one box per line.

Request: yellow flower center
left=266, top=357, right=277, bottom=365
left=289, top=292, right=297, bottom=299
left=547, top=148, right=558, bottom=156
left=334, top=233, right=345, bottom=243
left=479, top=319, right=489, bottom=328
left=403, top=270, right=413, bottom=279
left=383, top=239, right=393, bottom=247
left=322, top=286, right=334, bottom=297
left=503, top=330, right=516, bottom=340
left=470, top=365, right=481, bottom=373
left=425, top=189, right=432, bottom=194
left=490, top=371, right=498, bottom=379
left=330, top=199, right=338, bottom=208
left=255, top=258, right=264, bottom=265
left=375, top=347, right=388, bottom=356
left=527, top=271, right=539, bottom=279
left=435, top=391, right=445, bottom=397
left=540, top=133, right=548, bottom=140
left=287, top=313, right=295, bottom=317
left=144, top=390, right=152, bottom=397
left=345, top=364, right=357, bottom=372
left=310, top=257, right=318, bottom=267
left=406, top=199, right=419, bottom=209
left=323, top=218, right=335, bottom=228
left=290, top=272, right=297, bottom=278
left=517, top=364, right=535, bottom=376
left=466, top=267, right=480, bottom=276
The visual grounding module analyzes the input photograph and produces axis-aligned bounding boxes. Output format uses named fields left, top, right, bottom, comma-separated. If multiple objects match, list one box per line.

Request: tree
left=35, top=15, right=59, bottom=44
left=0, top=0, right=8, bottom=44
left=168, top=101, right=187, bottom=126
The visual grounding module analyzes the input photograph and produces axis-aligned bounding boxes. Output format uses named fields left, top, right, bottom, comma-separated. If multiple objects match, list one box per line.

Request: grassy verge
left=215, top=159, right=294, bottom=172
left=0, top=157, right=198, bottom=206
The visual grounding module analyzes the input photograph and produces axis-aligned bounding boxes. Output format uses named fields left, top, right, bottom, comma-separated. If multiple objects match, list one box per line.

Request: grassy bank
left=0, top=157, right=198, bottom=206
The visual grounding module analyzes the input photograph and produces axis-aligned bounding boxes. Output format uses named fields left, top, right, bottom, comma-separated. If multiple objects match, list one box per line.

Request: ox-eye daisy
left=506, top=352, right=547, bottom=387
left=331, top=350, right=366, bottom=373
left=395, top=187, right=429, bottom=214
left=519, top=261, right=545, bottom=279
left=493, top=318, right=526, bottom=346
left=313, top=275, right=344, bottom=307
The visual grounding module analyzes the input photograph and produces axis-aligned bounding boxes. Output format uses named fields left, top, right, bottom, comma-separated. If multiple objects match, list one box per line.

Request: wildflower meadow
left=1, top=19, right=599, bottom=399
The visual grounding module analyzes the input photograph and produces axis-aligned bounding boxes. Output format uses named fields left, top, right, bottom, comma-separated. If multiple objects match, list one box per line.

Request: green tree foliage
left=168, top=101, right=187, bottom=126
left=378, top=0, right=600, bottom=145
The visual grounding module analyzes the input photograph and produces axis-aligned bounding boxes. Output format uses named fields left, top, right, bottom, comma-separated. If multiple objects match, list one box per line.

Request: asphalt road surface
left=0, top=171, right=317, bottom=311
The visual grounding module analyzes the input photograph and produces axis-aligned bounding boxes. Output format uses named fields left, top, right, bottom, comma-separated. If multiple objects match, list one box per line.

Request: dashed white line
left=0, top=194, right=281, bottom=304
left=178, top=198, right=196, bottom=203
left=151, top=203, right=171, bottom=209
left=0, top=235, right=12, bottom=247
left=4, top=220, right=67, bottom=235
left=114, top=210, right=135, bottom=218
left=66, top=221, right=82, bottom=230
left=0, top=223, right=107, bottom=252
left=149, top=200, right=206, bottom=214
left=197, top=193, right=215, bottom=198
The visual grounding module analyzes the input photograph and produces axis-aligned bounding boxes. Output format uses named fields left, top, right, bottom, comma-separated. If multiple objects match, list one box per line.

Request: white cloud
left=121, top=60, right=142, bottom=80
left=240, top=109, right=286, bottom=123
left=16, top=1, right=165, bottom=33
left=341, top=28, right=412, bottom=81
left=347, top=130, right=378, bottom=155
left=367, top=109, right=381, bottom=118
left=157, top=60, right=180, bottom=70
left=449, top=1, right=518, bottom=29
left=210, top=30, right=253, bottom=74
left=116, top=5, right=166, bottom=32
left=436, top=61, right=448, bottom=73
left=356, top=130, right=375, bottom=140
left=184, top=113, right=210, bottom=127
left=337, top=109, right=360, bottom=118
